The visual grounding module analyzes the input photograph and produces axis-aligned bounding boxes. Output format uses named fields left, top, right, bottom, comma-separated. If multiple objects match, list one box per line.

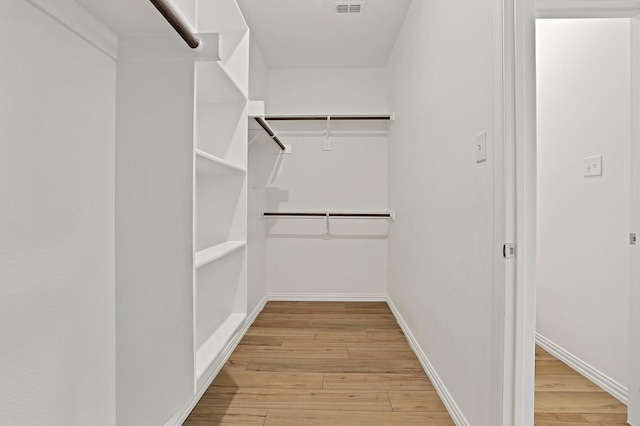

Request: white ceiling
left=73, top=0, right=411, bottom=69
left=236, top=0, right=412, bottom=69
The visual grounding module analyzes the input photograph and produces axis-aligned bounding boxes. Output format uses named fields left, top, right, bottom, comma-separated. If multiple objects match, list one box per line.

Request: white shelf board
left=195, top=241, right=246, bottom=269
left=196, top=149, right=246, bottom=174
left=195, top=313, right=246, bottom=380
left=196, top=60, right=247, bottom=104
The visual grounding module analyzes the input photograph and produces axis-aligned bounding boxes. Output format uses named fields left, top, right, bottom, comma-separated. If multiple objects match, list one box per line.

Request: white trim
left=247, top=295, right=269, bottom=326
left=491, top=0, right=511, bottom=423
left=536, top=333, right=629, bottom=404
left=629, top=12, right=640, bottom=425
left=267, top=293, right=387, bottom=302
left=512, top=0, right=538, bottom=424
left=26, top=0, right=118, bottom=59
left=166, top=295, right=268, bottom=425
left=386, top=296, right=470, bottom=426
left=536, top=0, right=640, bottom=18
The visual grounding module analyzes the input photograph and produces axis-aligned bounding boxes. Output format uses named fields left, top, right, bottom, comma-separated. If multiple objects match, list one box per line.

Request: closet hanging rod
left=264, top=114, right=393, bottom=121
left=262, top=212, right=394, bottom=219
left=254, top=117, right=286, bottom=151
left=149, top=0, right=201, bottom=49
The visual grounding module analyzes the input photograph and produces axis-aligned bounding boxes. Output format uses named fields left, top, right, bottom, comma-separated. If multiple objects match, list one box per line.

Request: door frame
left=510, top=1, right=640, bottom=425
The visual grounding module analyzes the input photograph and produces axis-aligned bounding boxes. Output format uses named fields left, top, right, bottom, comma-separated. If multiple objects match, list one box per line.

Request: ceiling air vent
left=335, top=2, right=364, bottom=14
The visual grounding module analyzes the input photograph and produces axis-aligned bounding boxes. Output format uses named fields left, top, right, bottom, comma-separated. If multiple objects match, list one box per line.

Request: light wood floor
left=534, top=345, right=628, bottom=425
left=185, top=301, right=629, bottom=425
left=185, top=301, right=454, bottom=425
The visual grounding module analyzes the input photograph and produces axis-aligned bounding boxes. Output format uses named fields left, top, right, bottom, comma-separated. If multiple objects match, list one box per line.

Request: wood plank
left=536, top=345, right=557, bottom=360
left=536, top=375, right=604, bottom=392
left=246, top=327, right=368, bottom=339
left=281, top=337, right=410, bottom=348
left=309, top=318, right=399, bottom=329
left=581, top=413, right=630, bottom=425
left=388, top=391, right=449, bottom=412
left=536, top=359, right=580, bottom=376
left=238, top=335, right=284, bottom=346
left=366, top=328, right=407, bottom=340
left=224, top=353, right=251, bottom=370
left=347, top=347, right=416, bottom=360
left=252, top=318, right=310, bottom=328
left=196, top=387, right=392, bottom=412
left=211, top=369, right=323, bottom=390
left=264, top=409, right=455, bottom=425
left=258, top=312, right=397, bottom=321
left=233, top=346, right=349, bottom=359
left=261, top=302, right=391, bottom=315
left=185, top=408, right=267, bottom=425
left=246, top=357, right=425, bottom=374
left=323, top=373, right=434, bottom=391
left=535, top=392, right=627, bottom=414
left=533, top=413, right=591, bottom=425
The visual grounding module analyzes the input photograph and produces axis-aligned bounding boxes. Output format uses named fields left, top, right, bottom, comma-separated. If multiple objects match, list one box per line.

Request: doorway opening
left=534, top=16, right=632, bottom=423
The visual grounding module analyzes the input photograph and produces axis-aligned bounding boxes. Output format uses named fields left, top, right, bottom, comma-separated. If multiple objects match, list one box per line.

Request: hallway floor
left=185, top=301, right=454, bottom=425
left=184, top=301, right=629, bottom=425
left=534, top=345, right=628, bottom=425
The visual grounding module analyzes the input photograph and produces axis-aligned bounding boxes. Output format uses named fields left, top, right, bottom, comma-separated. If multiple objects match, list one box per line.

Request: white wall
left=0, top=1, right=116, bottom=424
left=267, top=68, right=388, bottom=114
left=115, top=52, right=195, bottom=425
left=387, top=0, right=498, bottom=423
left=247, top=37, right=270, bottom=314
left=263, top=68, right=389, bottom=297
left=249, top=35, right=269, bottom=102
left=536, top=18, right=631, bottom=388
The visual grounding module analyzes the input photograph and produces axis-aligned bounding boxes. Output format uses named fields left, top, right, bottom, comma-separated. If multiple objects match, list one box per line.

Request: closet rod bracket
left=324, top=116, right=332, bottom=151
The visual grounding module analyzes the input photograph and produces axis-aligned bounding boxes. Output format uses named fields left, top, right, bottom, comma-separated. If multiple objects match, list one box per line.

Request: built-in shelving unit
left=115, top=1, right=250, bottom=424
left=191, top=3, right=249, bottom=394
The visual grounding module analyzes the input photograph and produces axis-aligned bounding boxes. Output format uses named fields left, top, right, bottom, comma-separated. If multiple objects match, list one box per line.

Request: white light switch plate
left=584, top=155, right=602, bottom=177
left=476, top=131, right=487, bottom=163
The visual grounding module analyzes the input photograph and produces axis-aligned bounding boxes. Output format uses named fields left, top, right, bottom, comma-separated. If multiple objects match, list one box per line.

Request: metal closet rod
left=254, top=117, right=286, bottom=151
left=265, top=114, right=393, bottom=121
left=263, top=212, right=393, bottom=218
left=149, top=0, right=201, bottom=49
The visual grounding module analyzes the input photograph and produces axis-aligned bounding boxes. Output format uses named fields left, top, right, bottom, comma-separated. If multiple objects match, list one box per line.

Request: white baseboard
left=535, top=333, right=628, bottom=404
left=248, top=295, right=269, bottom=324
left=166, top=295, right=268, bottom=425
left=386, top=296, right=470, bottom=426
left=267, top=292, right=387, bottom=302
